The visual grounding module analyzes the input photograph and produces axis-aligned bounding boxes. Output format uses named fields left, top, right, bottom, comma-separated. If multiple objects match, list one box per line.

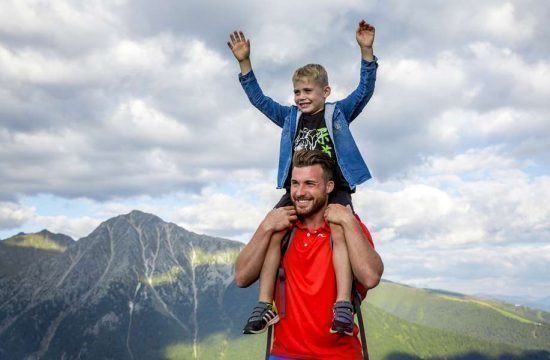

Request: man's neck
left=300, top=209, right=327, bottom=230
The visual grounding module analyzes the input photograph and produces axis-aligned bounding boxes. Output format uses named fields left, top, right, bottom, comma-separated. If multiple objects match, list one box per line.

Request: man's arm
left=234, top=206, right=297, bottom=287
left=324, top=204, right=384, bottom=289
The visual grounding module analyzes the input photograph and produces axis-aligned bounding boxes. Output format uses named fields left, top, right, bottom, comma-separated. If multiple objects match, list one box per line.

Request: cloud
left=0, top=202, right=35, bottom=231
left=32, top=214, right=99, bottom=240
left=170, top=179, right=282, bottom=240
left=0, top=26, right=281, bottom=200
left=358, top=150, right=550, bottom=246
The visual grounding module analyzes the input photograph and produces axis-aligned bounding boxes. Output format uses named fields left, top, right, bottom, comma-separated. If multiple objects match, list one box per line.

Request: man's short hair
left=292, top=149, right=335, bottom=182
left=292, top=64, right=329, bottom=87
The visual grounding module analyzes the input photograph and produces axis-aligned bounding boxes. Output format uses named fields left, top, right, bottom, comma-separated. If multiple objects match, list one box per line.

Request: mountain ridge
left=1, top=210, right=549, bottom=359
left=0, top=210, right=247, bottom=359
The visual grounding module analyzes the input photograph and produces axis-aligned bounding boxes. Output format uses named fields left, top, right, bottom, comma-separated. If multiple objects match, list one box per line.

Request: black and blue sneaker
left=243, top=301, right=279, bottom=334
left=330, top=300, right=354, bottom=336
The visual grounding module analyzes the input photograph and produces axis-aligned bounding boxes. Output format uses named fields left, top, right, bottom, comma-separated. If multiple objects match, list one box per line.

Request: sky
left=0, top=0, right=549, bottom=302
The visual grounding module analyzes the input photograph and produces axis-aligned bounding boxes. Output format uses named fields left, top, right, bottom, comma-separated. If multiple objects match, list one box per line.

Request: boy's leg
left=258, top=231, right=284, bottom=302
left=259, top=188, right=291, bottom=301
left=329, top=189, right=355, bottom=336
left=243, top=190, right=291, bottom=334
left=331, top=223, right=352, bottom=302
left=243, top=231, right=284, bottom=334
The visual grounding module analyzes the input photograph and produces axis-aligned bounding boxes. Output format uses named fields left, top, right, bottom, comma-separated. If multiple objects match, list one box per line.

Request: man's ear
left=323, top=86, right=331, bottom=99
left=326, top=180, right=335, bottom=194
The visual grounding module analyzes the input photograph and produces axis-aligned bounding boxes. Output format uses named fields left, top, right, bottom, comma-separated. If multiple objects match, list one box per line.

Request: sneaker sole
left=330, top=328, right=353, bottom=336
left=243, top=315, right=280, bottom=335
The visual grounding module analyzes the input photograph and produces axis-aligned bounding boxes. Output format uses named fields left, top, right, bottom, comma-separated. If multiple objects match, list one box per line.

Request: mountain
left=476, top=293, right=550, bottom=313
left=0, top=210, right=253, bottom=359
left=363, top=281, right=550, bottom=359
left=1, top=211, right=549, bottom=360
left=0, top=230, right=74, bottom=278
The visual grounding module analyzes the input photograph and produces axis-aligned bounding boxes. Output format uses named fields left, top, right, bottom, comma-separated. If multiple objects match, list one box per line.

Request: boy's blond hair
left=292, top=64, right=329, bottom=87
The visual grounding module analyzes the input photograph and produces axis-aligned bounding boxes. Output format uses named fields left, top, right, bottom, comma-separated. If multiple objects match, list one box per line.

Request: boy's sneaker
left=243, top=301, right=279, bottom=334
left=330, top=300, right=354, bottom=336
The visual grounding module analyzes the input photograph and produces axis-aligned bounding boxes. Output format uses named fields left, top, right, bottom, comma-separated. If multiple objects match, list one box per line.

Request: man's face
left=291, top=164, right=334, bottom=217
left=293, top=77, right=331, bottom=115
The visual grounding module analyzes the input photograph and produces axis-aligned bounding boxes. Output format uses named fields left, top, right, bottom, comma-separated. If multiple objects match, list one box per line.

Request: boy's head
left=292, top=64, right=331, bottom=115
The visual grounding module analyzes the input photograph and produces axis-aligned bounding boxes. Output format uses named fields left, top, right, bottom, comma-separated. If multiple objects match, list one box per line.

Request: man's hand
left=262, top=206, right=297, bottom=233
left=324, top=204, right=355, bottom=226
left=356, top=20, right=375, bottom=49
left=227, top=31, right=251, bottom=62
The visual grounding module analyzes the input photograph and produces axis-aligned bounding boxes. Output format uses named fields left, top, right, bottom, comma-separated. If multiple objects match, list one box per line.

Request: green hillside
left=3, top=233, right=67, bottom=252
left=363, top=302, right=546, bottom=359
left=164, top=281, right=550, bottom=359
left=366, top=281, right=550, bottom=352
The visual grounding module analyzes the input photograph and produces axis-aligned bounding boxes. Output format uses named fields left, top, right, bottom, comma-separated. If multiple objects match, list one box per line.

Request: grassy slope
left=163, top=281, right=550, bottom=359
left=163, top=311, right=536, bottom=360
left=3, top=233, right=66, bottom=252
left=366, top=282, right=550, bottom=352
left=164, top=297, right=549, bottom=359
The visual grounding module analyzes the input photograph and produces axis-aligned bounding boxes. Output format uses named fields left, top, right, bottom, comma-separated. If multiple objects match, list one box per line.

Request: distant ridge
left=0, top=229, right=74, bottom=277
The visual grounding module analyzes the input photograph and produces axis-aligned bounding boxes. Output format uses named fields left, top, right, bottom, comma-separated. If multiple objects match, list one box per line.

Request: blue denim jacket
left=239, top=58, right=378, bottom=189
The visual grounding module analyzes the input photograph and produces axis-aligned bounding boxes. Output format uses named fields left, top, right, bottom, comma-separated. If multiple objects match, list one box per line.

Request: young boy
left=227, top=20, right=378, bottom=336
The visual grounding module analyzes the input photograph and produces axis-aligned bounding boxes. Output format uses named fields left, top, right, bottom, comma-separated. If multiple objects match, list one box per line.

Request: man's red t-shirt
left=271, top=216, right=374, bottom=360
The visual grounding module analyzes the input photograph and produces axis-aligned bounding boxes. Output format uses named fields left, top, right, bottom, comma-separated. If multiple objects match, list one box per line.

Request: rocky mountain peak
left=0, top=211, right=248, bottom=360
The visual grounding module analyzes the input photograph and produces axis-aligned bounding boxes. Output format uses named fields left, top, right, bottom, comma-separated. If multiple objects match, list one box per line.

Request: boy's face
left=293, top=77, right=331, bottom=115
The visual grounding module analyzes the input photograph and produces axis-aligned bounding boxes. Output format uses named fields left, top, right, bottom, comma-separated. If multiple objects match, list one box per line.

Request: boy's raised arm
left=356, top=20, right=375, bottom=62
left=227, top=31, right=252, bottom=75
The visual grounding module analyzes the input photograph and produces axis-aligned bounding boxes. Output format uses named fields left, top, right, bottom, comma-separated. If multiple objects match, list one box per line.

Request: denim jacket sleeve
left=239, top=70, right=293, bottom=128
left=336, top=57, right=378, bottom=123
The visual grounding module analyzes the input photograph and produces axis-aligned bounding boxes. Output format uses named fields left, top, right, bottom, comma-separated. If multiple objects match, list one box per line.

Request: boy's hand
left=356, top=20, right=375, bottom=49
left=261, top=206, right=297, bottom=233
left=227, top=31, right=251, bottom=62
left=324, top=204, right=355, bottom=226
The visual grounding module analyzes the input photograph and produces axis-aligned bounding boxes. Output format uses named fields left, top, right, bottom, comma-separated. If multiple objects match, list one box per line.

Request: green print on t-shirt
left=293, top=127, right=333, bottom=157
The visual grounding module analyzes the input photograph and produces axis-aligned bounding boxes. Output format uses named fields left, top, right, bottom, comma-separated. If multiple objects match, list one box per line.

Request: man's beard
left=292, top=194, right=327, bottom=217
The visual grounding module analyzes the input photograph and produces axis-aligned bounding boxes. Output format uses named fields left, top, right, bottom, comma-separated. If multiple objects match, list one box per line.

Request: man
left=235, top=149, right=384, bottom=360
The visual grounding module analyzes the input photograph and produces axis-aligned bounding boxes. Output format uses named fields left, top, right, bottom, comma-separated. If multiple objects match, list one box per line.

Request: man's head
left=292, top=64, right=331, bottom=115
left=291, top=150, right=335, bottom=217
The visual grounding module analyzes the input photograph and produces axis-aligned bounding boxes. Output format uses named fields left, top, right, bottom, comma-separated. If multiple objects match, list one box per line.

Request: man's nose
left=295, top=184, right=305, bottom=196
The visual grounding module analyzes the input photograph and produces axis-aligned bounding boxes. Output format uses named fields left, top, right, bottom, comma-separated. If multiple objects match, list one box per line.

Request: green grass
left=363, top=301, right=525, bottom=359
left=162, top=282, right=550, bottom=360
left=164, top=333, right=266, bottom=360
left=4, top=233, right=66, bottom=252
left=438, top=295, right=536, bottom=324
left=365, top=282, right=550, bottom=351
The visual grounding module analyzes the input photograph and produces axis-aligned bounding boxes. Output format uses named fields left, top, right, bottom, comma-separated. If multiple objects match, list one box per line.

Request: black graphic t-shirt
left=285, top=110, right=351, bottom=191
left=293, top=110, right=335, bottom=159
